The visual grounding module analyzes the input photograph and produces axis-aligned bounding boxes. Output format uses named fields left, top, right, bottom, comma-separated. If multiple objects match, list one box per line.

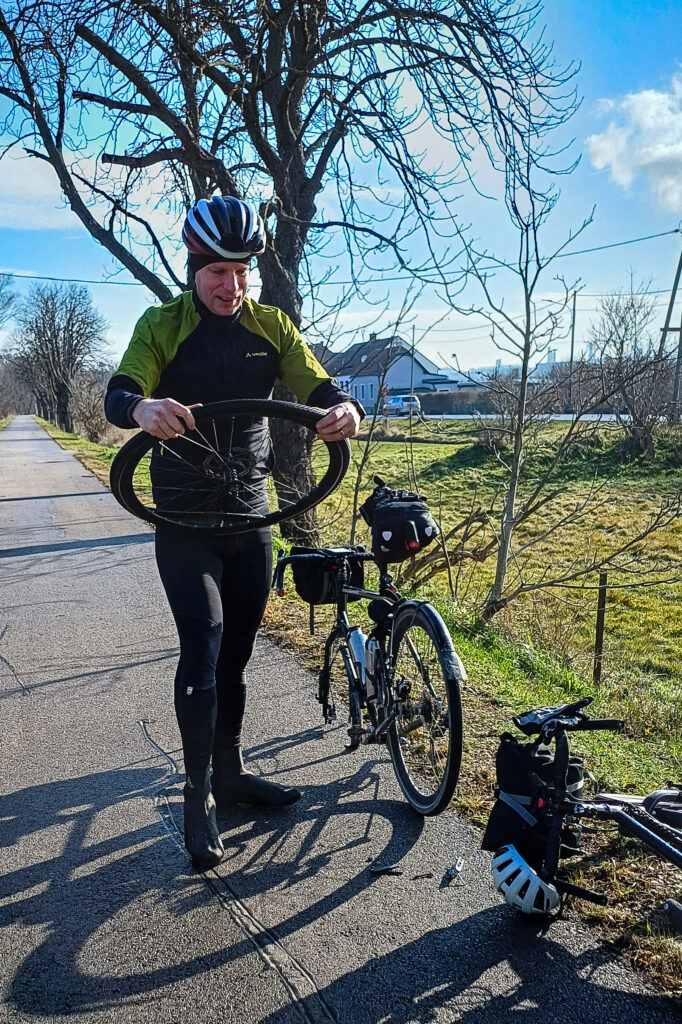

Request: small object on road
left=412, top=872, right=434, bottom=880
left=443, top=856, right=465, bottom=886
left=370, top=860, right=403, bottom=876
left=664, top=898, right=682, bottom=935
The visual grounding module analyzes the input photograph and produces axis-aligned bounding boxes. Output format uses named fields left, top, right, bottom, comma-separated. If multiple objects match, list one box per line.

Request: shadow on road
left=255, top=907, right=678, bottom=1024
left=2, top=730, right=677, bottom=1022
left=0, top=730, right=422, bottom=1018
left=0, top=534, right=154, bottom=560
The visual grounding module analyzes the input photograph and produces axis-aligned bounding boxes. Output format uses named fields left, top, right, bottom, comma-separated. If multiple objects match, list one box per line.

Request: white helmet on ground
left=491, top=845, right=560, bottom=915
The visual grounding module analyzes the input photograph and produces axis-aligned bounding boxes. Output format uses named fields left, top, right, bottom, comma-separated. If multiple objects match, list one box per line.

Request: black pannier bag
left=359, top=476, right=439, bottom=564
left=482, top=732, right=584, bottom=870
left=290, top=546, right=364, bottom=605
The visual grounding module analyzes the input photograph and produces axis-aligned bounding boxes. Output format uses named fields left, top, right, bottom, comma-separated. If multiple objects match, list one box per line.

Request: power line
left=554, top=227, right=681, bottom=260
left=1, top=227, right=679, bottom=290
left=0, top=271, right=150, bottom=287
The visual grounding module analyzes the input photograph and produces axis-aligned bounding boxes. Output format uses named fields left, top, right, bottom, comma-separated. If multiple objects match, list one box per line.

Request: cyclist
left=105, top=196, right=363, bottom=870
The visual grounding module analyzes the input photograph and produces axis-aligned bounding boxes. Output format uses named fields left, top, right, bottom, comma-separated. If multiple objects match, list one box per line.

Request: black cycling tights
left=155, top=526, right=273, bottom=772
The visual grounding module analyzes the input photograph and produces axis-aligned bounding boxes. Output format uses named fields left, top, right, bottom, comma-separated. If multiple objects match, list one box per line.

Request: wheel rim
left=110, top=399, right=349, bottom=534
left=391, top=621, right=453, bottom=805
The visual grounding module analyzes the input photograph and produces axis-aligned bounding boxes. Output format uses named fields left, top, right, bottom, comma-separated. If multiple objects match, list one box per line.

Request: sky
left=1, top=0, right=681, bottom=372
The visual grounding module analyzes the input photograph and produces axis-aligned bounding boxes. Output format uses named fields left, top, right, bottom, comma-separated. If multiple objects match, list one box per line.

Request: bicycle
left=483, top=697, right=682, bottom=930
left=273, top=545, right=466, bottom=815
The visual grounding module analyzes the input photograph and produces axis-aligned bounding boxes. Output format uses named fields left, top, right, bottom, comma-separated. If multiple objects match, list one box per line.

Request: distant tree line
left=0, top=277, right=113, bottom=439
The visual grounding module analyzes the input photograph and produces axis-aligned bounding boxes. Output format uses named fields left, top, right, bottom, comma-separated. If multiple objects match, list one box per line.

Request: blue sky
left=1, top=1, right=681, bottom=370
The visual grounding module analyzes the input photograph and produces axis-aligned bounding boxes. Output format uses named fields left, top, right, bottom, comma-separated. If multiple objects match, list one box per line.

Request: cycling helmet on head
left=183, top=196, right=266, bottom=261
left=491, top=845, right=560, bottom=915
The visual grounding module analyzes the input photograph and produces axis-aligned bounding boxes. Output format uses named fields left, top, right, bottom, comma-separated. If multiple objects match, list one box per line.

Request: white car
left=382, top=395, right=421, bottom=417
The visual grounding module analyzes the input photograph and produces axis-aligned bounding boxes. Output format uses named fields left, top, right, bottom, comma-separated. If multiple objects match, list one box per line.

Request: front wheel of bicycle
left=386, top=602, right=464, bottom=815
left=110, top=399, right=350, bottom=535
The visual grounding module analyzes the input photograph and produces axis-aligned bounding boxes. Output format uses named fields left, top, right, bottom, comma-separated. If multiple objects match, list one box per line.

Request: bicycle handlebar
left=273, top=548, right=375, bottom=596
left=577, top=718, right=626, bottom=732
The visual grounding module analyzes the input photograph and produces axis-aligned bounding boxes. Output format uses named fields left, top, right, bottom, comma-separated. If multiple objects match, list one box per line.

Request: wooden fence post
left=593, top=571, right=608, bottom=686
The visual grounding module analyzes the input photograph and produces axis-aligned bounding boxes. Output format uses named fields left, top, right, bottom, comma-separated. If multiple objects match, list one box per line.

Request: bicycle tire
left=110, top=398, right=350, bottom=535
left=386, top=601, right=464, bottom=815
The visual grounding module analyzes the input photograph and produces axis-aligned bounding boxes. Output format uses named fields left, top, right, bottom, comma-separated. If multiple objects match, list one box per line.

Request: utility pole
left=658, top=246, right=682, bottom=358
left=659, top=245, right=682, bottom=422
left=671, top=305, right=682, bottom=423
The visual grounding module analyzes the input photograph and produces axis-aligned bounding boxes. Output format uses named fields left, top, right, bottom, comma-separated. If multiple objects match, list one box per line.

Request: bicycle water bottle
left=365, top=637, right=380, bottom=702
left=347, top=626, right=367, bottom=682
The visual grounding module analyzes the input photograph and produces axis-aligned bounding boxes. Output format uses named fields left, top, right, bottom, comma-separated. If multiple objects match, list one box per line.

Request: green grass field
left=42, top=415, right=682, bottom=989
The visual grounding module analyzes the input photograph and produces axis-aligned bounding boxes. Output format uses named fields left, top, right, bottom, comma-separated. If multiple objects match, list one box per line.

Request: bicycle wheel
left=386, top=601, right=464, bottom=815
left=110, top=399, right=349, bottom=535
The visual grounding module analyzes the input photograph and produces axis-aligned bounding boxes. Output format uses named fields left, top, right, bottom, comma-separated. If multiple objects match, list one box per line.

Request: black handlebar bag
left=360, top=477, right=439, bottom=564
left=482, top=732, right=584, bottom=869
left=290, top=546, right=364, bottom=605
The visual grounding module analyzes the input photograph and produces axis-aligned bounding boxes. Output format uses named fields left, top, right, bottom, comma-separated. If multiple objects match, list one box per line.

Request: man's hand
left=132, top=398, right=201, bottom=439
left=316, top=401, right=361, bottom=442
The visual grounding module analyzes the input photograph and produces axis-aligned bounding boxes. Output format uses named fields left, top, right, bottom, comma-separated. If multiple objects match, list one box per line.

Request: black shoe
left=212, top=748, right=301, bottom=808
left=183, top=767, right=225, bottom=870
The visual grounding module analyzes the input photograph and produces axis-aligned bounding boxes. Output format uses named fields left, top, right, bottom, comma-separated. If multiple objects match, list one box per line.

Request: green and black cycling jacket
left=105, top=289, right=362, bottom=427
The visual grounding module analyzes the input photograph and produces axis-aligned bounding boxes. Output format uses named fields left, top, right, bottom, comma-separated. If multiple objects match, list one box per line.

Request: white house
left=312, top=333, right=461, bottom=409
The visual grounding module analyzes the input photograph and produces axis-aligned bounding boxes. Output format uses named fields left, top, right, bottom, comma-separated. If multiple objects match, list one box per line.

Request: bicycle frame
left=274, top=547, right=433, bottom=746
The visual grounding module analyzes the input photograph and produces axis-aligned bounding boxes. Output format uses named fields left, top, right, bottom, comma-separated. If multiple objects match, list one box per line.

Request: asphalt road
left=0, top=415, right=679, bottom=1024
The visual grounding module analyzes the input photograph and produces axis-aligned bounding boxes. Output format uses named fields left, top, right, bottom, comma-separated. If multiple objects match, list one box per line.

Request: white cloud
left=0, top=154, right=80, bottom=230
left=586, top=73, right=682, bottom=212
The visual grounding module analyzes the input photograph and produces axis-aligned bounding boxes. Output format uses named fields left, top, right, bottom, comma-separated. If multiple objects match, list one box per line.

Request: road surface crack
left=138, top=718, right=338, bottom=1024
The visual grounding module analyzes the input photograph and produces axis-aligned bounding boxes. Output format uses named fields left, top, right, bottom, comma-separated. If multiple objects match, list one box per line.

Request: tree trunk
left=258, top=219, right=320, bottom=544
left=483, top=317, right=532, bottom=620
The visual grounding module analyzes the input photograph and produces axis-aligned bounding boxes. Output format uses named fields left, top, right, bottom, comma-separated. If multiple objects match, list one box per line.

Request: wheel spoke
left=387, top=609, right=462, bottom=814
left=110, top=398, right=349, bottom=536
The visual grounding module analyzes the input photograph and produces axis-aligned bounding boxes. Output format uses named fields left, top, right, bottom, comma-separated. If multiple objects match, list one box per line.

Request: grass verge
left=42, top=417, right=682, bottom=997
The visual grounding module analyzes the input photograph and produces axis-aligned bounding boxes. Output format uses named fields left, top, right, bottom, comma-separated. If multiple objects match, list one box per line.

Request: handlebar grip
left=579, top=719, right=625, bottom=732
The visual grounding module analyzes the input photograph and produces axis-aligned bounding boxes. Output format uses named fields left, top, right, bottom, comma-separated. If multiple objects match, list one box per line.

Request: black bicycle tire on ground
left=386, top=601, right=463, bottom=815
left=109, top=398, right=350, bottom=535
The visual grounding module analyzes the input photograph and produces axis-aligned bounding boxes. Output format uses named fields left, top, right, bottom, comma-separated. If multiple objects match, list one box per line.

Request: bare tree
left=445, top=143, right=594, bottom=617
left=72, top=362, right=116, bottom=441
left=0, top=354, right=33, bottom=416
left=399, top=154, right=681, bottom=620
left=589, top=284, right=673, bottom=461
left=9, top=284, right=108, bottom=432
left=0, top=0, right=579, bottom=539
left=0, top=275, right=16, bottom=330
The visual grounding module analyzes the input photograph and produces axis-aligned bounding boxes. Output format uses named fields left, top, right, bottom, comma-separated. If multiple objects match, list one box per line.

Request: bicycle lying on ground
left=483, top=697, right=682, bottom=930
left=274, top=545, right=466, bottom=815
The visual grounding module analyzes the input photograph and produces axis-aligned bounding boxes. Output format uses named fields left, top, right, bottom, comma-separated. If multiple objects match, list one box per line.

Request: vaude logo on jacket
left=246, top=351, right=268, bottom=358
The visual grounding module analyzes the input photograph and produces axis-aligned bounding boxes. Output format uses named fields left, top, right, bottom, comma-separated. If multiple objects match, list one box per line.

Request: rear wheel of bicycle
left=386, top=602, right=463, bottom=815
left=110, top=399, right=349, bottom=535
